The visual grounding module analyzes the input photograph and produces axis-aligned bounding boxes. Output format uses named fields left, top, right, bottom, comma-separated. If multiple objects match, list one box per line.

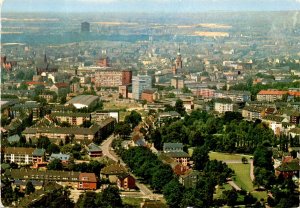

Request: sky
left=2, top=0, right=300, bottom=13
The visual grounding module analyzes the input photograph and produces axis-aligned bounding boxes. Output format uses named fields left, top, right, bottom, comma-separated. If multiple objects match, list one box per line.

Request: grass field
left=122, top=197, right=143, bottom=207
left=209, top=152, right=252, bottom=161
left=208, top=152, right=267, bottom=201
left=214, top=183, right=232, bottom=199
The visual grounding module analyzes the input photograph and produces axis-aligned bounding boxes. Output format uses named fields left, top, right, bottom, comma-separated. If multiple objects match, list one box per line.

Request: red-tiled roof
left=258, top=90, right=288, bottom=95
left=288, top=91, right=300, bottom=97
left=54, top=82, right=69, bottom=88
left=79, top=173, right=97, bottom=182
left=25, top=81, right=45, bottom=85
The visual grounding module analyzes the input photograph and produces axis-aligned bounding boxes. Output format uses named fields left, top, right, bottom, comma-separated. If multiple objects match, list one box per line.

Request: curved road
left=101, top=135, right=162, bottom=199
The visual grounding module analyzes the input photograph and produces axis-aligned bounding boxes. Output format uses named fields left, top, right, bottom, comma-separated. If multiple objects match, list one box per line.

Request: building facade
left=94, top=70, right=132, bottom=88
left=132, top=75, right=152, bottom=100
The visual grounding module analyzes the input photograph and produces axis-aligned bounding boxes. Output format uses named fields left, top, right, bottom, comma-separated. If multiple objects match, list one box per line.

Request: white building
left=132, top=75, right=152, bottom=100
left=214, top=102, right=234, bottom=113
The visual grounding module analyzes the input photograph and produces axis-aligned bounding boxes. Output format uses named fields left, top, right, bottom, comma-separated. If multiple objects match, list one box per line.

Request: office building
left=132, top=75, right=152, bottom=100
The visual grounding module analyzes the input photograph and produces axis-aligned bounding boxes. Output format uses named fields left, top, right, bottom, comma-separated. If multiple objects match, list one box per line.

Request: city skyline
left=2, top=0, right=300, bottom=13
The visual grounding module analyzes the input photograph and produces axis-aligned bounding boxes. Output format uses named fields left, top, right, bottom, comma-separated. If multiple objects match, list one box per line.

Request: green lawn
left=208, top=152, right=267, bottom=201
left=122, top=197, right=143, bottom=207
left=209, top=152, right=252, bottom=161
left=214, top=183, right=232, bottom=199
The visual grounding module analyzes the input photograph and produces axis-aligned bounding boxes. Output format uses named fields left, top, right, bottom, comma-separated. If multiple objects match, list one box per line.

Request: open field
left=214, top=183, right=232, bottom=199
left=208, top=152, right=267, bottom=200
left=122, top=197, right=143, bottom=207
left=209, top=152, right=252, bottom=161
left=193, top=31, right=229, bottom=37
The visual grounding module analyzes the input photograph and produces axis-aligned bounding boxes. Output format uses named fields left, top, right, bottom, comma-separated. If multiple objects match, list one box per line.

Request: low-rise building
left=23, top=117, right=116, bottom=143
left=163, top=143, right=184, bottom=153
left=50, top=153, right=70, bottom=164
left=117, top=173, right=136, bottom=190
left=65, top=95, right=99, bottom=109
left=242, top=106, right=265, bottom=120
left=179, top=170, right=201, bottom=189
left=78, top=173, right=97, bottom=190
left=100, top=163, right=127, bottom=183
left=87, top=143, right=102, bottom=158
left=2, top=147, right=35, bottom=165
left=51, top=112, right=91, bottom=126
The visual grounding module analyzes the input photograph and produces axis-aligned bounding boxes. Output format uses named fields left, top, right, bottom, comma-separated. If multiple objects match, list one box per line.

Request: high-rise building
left=132, top=75, right=152, bottom=100
left=81, top=22, right=90, bottom=33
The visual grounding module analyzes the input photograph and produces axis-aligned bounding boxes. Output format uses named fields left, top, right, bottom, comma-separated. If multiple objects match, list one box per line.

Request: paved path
left=101, top=135, right=162, bottom=199
left=227, top=181, right=241, bottom=191
left=250, top=159, right=255, bottom=181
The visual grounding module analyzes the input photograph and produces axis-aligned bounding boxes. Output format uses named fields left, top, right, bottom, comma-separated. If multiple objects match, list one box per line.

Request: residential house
left=262, top=115, right=287, bottom=136
left=242, top=106, right=265, bottom=120
left=87, top=143, right=102, bottom=158
left=51, top=112, right=91, bottom=126
left=5, top=169, right=80, bottom=188
left=157, top=111, right=181, bottom=126
left=163, top=143, right=190, bottom=166
left=214, top=99, right=235, bottom=114
left=141, top=89, right=160, bottom=103
left=50, top=82, right=69, bottom=95
left=165, top=151, right=191, bottom=167
left=49, top=153, right=70, bottom=164
left=179, top=170, right=201, bottom=189
left=78, top=173, right=97, bottom=190
left=257, top=90, right=288, bottom=102
left=163, top=143, right=184, bottom=153
left=11, top=101, right=41, bottom=121
left=117, top=173, right=136, bottom=190
left=32, top=148, right=47, bottom=169
left=100, top=163, right=127, bottom=183
left=23, top=117, right=116, bottom=143
left=2, top=147, right=35, bottom=165
left=275, top=158, right=300, bottom=179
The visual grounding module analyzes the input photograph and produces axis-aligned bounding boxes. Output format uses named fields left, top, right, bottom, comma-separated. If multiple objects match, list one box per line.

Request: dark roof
left=79, top=173, right=97, bottom=182
left=5, top=169, right=80, bottom=181
left=101, top=164, right=127, bottom=175
left=51, top=112, right=91, bottom=117
left=3, top=147, right=35, bottom=155
left=163, top=143, right=183, bottom=149
left=165, top=151, right=191, bottom=158
left=32, top=148, right=46, bottom=156
left=276, top=160, right=300, bottom=172
left=87, top=143, right=101, bottom=152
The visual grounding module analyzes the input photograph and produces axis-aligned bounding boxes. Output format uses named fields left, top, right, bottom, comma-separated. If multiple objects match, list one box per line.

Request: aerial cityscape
left=1, top=0, right=300, bottom=208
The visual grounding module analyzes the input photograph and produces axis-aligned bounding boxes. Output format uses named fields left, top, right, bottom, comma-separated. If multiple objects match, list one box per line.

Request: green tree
left=242, top=156, right=248, bottom=164
left=25, top=181, right=35, bottom=195
left=151, top=165, right=174, bottom=192
left=47, top=158, right=63, bottom=170
left=175, top=99, right=186, bottom=116
left=76, top=191, right=97, bottom=208
left=180, top=189, right=204, bottom=208
left=47, top=143, right=60, bottom=154
left=114, top=122, right=132, bottom=138
left=163, top=179, right=184, bottom=208
left=95, top=186, right=123, bottom=208
left=192, top=145, right=209, bottom=170
left=37, top=136, right=51, bottom=149
left=124, top=110, right=142, bottom=129
left=222, top=189, right=238, bottom=207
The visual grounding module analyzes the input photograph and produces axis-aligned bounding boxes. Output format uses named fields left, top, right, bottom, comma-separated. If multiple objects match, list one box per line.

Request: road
left=100, top=135, right=163, bottom=199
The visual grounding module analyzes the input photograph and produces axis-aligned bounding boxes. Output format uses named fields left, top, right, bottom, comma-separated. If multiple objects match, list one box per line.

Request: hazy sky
left=2, top=0, right=300, bottom=13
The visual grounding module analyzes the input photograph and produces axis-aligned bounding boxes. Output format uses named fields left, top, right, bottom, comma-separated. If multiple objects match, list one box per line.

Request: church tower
left=175, top=46, right=182, bottom=70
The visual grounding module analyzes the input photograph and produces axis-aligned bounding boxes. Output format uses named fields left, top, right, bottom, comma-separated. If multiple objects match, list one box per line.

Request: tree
left=180, top=189, right=204, bottom=208
left=25, top=181, right=35, bottom=195
left=47, top=143, right=60, bottom=155
left=242, top=156, right=248, bottom=164
left=60, top=121, right=71, bottom=127
left=76, top=191, right=97, bottom=208
left=47, top=158, right=63, bottom=170
left=192, top=145, right=209, bottom=170
left=80, top=120, right=92, bottom=128
left=223, top=189, right=238, bottom=206
left=163, top=179, right=184, bottom=208
left=151, top=165, right=174, bottom=192
left=1, top=178, right=15, bottom=206
left=114, top=122, right=131, bottom=138
left=95, top=186, right=123, bottom=208
left=175, top=99, right=186, bottom=116
left=37, top=136, right=51, bottom=149
left=124, top=111, right=142, bottom=129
